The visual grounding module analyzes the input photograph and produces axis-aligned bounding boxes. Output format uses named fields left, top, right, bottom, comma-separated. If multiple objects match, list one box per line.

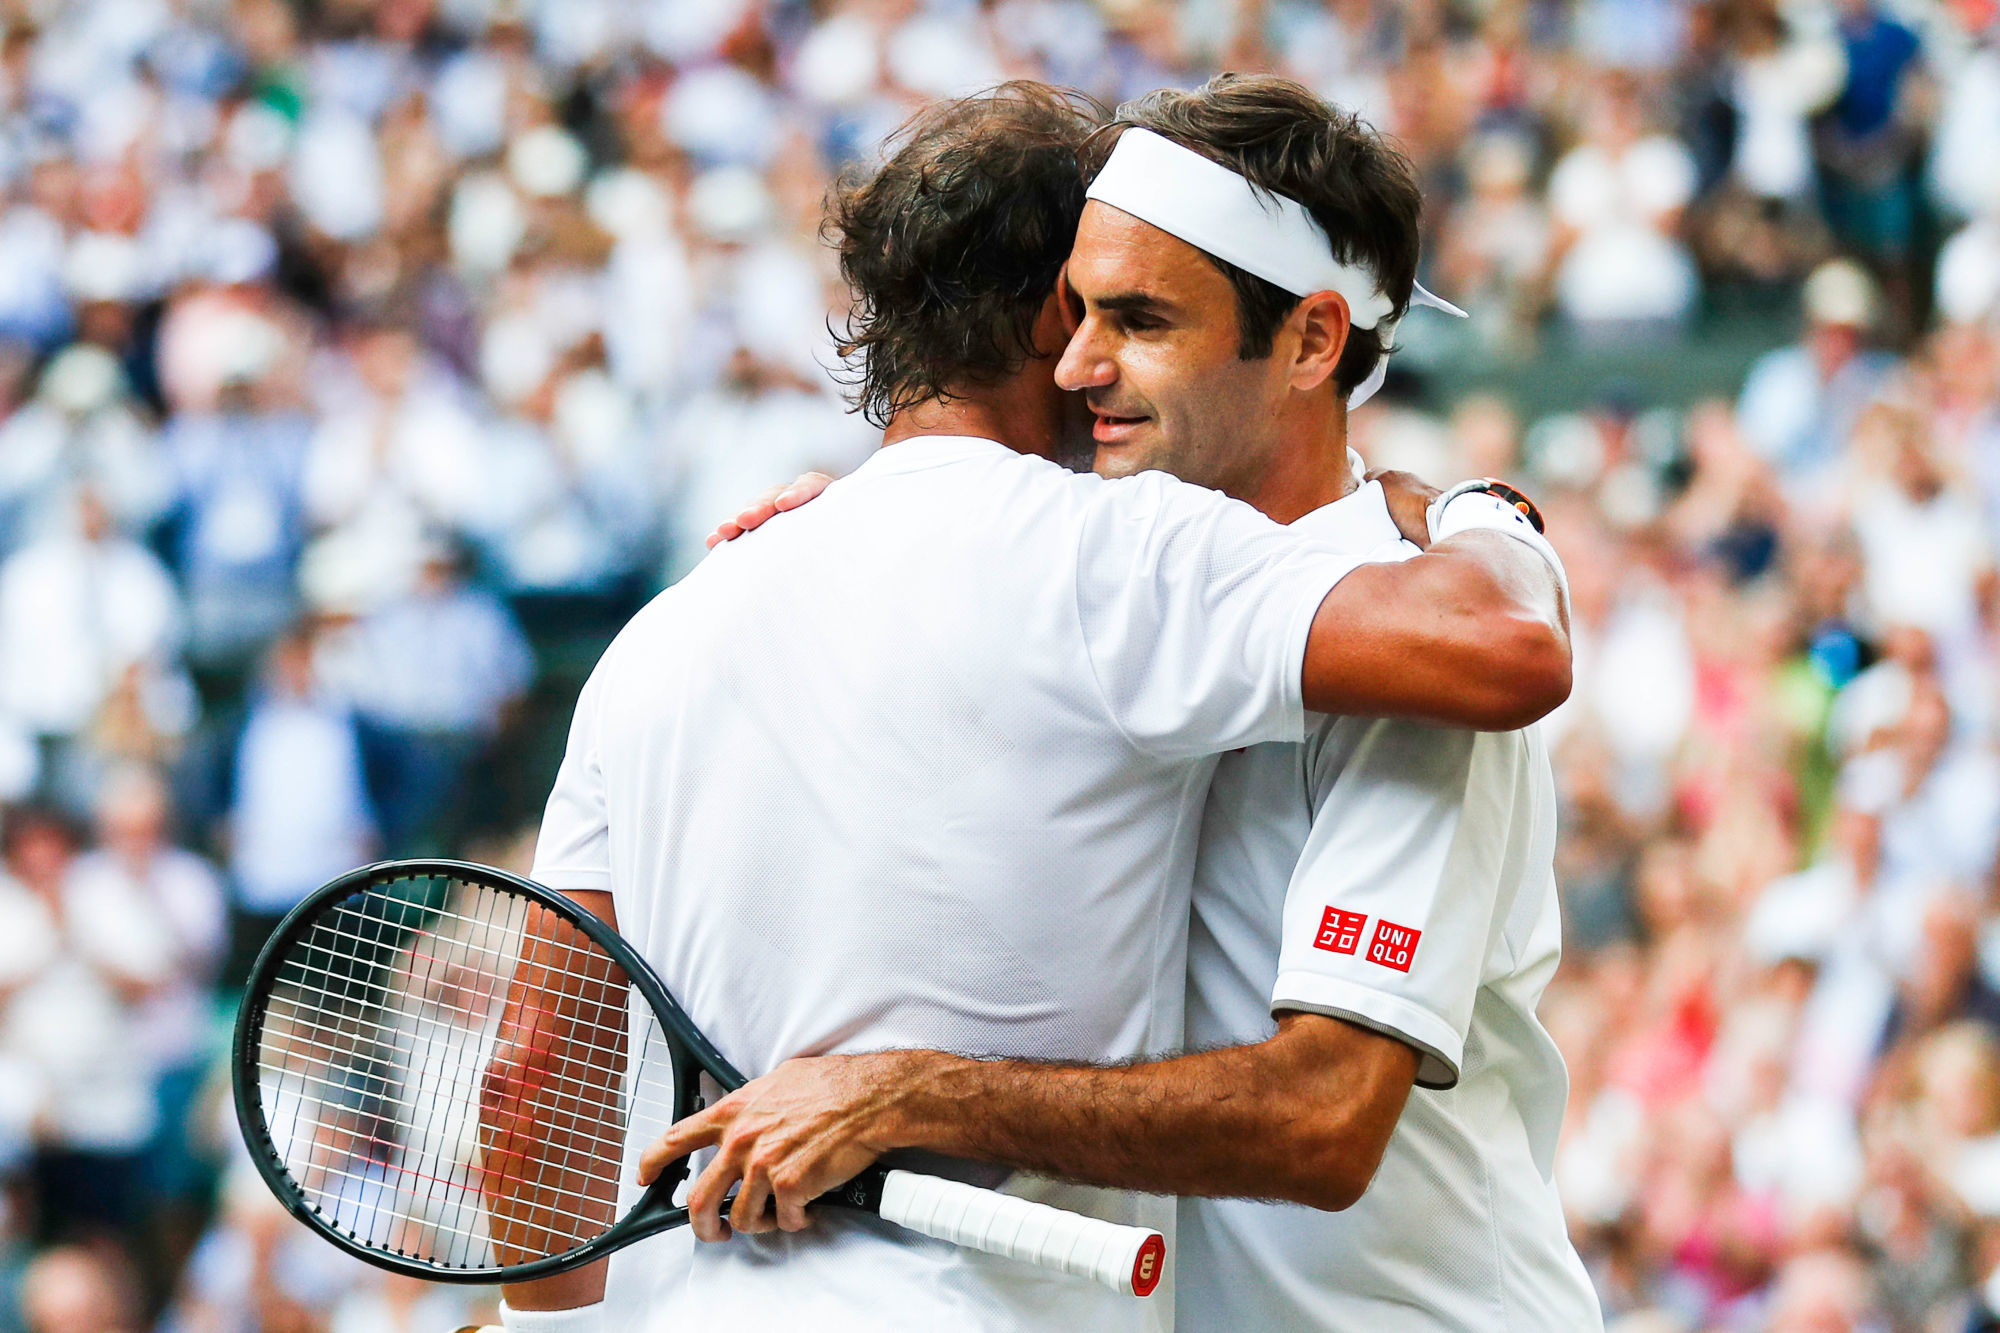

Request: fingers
left=705, top=473, right=834, bottom=548
left=636, top=1104, right=727, bottom=1185
left=772, top=1168, right=813, bottom=1233
left=686, top=1146, right=742, bottom=1244
left=773, top=472, right=833, bottom=511
left=730, top=1161, right=776, bottom=1235
left=706, top=484, right=785, bottom=548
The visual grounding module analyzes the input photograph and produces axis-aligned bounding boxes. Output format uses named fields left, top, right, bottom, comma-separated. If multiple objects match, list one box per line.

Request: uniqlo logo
left=1366, top=919, right=1421, bottom=973
left=1314, top=907, right=1367, bottom=955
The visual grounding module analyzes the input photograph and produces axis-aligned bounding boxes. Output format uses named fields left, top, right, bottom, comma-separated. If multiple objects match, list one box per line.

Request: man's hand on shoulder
left=1302, top=469, right=1570, bottom=730
left=636, top=1048, right=945, bottom=1241
left=1365, top=469, right=1440, bottom=549
left=704, top=471, right=835, bottom=548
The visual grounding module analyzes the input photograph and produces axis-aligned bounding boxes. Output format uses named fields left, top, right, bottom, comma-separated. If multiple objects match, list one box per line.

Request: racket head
left=232, top=859, right=731, bottom=1283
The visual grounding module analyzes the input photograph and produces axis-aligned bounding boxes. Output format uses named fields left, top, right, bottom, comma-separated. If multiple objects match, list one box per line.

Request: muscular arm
left=887, top=1013, right=1417, bottom=1207
left=708, top=469, right=1572, bottom=733
left=1301, top=529, right=1570, bottom=731
left=643, top=1012, right=1419, bottom=1238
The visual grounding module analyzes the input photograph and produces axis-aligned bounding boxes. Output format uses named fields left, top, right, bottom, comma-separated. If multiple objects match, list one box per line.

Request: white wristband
left=1427, top=490, right=1568, bottom=594
left=498, top=1301, right=606, bottom=1333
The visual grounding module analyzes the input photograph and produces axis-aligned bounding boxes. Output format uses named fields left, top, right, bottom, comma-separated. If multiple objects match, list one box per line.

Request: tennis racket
left=232, top=859, right=1165, bottom=1295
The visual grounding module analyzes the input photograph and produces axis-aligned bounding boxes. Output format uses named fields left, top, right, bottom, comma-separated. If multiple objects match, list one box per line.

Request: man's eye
left=1121, top=314, right=1163, bottom=334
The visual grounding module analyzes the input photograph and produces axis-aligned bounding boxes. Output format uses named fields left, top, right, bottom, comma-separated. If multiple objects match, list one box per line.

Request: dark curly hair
left=826, top=82, right=1104, bottom=428
left=1105, top=75, right=1423, bottom=399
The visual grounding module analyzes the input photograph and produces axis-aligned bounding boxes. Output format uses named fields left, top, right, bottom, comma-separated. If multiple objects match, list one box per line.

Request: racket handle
left=875, top=1169, right=1166, bottom=1296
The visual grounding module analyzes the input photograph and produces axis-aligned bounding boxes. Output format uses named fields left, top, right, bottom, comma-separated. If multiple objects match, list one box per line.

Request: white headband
left=1084, top=127, right=1465, bottom=405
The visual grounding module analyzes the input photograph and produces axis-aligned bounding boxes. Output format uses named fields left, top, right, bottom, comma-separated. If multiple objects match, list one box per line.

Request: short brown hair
left=827, top=83, right=1104, bottom=427
left=1105, top=75, right=1423, bottom=398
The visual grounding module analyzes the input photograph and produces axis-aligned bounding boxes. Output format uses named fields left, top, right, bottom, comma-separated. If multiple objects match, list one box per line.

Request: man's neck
left=1240, top=399, right=1358, bottom=525
left=881, top=387, right=1055, bottom=460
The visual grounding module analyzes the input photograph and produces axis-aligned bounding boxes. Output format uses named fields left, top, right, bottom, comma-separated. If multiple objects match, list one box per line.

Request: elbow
left=1464, top=614, right=1571, bottom=731
left=1270, top=1112, right=1394, bottom=1212
left=1283, top=1133, right=1387, bottom=1213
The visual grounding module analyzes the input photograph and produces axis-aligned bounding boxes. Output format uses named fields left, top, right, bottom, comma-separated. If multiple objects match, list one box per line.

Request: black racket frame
left=232, top=858, right=893, bottom=1284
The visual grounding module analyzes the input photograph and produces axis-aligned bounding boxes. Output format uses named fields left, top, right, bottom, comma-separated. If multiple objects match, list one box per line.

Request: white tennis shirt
left=1178, top=480, right=1603, bottom=1331
left=531, top=435, right=1359, bottom=1332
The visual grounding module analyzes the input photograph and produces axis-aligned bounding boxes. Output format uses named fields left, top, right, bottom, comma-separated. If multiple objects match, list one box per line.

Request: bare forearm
left=502, top=1260, right=606, bottom=1313
left=899, top=1048, right=1304, bottom=1196
left=882, top=1018, right=1417, bottom=1209
left=1302, top=531, right=1570, bottom=729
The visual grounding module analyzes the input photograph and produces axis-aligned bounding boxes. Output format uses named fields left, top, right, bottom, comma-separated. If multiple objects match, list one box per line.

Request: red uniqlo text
left=1314, top=907, right=1367, bottom=955
left=1366, top=919, right=1421, bottom=973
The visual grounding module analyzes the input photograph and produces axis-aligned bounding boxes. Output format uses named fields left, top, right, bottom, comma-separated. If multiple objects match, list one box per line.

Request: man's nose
left=1055, top=321, right=1116, bottom=393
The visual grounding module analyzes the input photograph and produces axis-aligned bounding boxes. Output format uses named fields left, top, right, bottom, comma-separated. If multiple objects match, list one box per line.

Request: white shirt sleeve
left=1070, top=472, right=1358, bottom=761
left=1270, top=722, right=1533, bottom=1088
left=531, top=664, right=613, bottom=897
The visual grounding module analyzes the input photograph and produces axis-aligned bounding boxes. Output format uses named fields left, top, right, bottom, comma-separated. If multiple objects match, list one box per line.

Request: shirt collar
left=858, top=435, right=1017, bottom=475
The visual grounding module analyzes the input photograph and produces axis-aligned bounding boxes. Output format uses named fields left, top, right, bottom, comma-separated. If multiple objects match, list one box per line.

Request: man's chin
left=1091, top=440, right=1161, bottom=479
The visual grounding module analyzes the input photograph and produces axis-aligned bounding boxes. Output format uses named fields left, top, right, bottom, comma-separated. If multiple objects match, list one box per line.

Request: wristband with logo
left=1426, top=480, right=1567, bottom=592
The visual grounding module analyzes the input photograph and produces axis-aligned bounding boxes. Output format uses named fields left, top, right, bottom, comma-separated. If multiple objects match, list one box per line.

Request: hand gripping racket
left=232, top=859, right=1165, bottom=1295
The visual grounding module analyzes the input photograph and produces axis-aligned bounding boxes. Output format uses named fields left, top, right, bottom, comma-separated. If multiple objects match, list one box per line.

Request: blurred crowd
left=0, top=0, right=1993, bottom=1330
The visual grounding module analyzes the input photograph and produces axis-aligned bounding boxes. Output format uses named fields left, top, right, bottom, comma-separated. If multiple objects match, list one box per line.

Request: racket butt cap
left=1131, top=1232, right=1166, bottom=1297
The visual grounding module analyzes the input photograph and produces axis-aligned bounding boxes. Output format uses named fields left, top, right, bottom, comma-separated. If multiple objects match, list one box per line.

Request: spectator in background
left=318, top=537, right=532, bottom=853
left=1690, top=0, right=1843, bottom=288
left=223, top=624, right=375, bottom=983
left=1929, top=26, right=2000, bottom=228
left=154, top=220, right=306, bottom=422
left=1737, top=258, right=1896, bottom=510
left=477, top=345, right=655, bottom=605
left=57, top=766, right=223, bottom=1279
left=0, top=809, right=63, bottom=1181
left=1764, top=1245, right=1882, bottom=1332
left=1437, top=129, right=1553, bottom=352
left=0, top=800, right=151, bottom=1251
left=16, top=1246, right=139, bottom=1333
left=0, top=489, right=192, bottom=815
left=302, top=311, right=488, bottom=612
left=161, top=380, right=310, bottom=675
left=0, top=158, right=78, bottom=354
left=0, top=345, right=171, bottom=557
left=1548, top=73, right=1701, bottom=338
left=1936, top=192, right=2000, bottom=330
left=1815, top=0, right=1927, bottom=295
left=1848, top=409, right=1996, bottom=650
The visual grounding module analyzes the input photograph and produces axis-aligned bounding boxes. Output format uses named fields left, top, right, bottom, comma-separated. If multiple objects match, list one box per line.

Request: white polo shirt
left=1179, top=481, right=1603, bottom=1332
left=532, top=435, right=1358, bottom=1333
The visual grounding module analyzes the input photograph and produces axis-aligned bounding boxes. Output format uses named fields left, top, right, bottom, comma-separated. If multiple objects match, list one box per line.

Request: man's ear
left=1031, top=286, right=1072, bottom=361
left=1288, top=290, right=1351, bottom=394
left=1056, top=263, right=1083, bottom=335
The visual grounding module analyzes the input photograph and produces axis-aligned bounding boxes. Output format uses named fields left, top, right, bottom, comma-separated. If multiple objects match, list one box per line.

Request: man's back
left=532, top=434, right=1353, bottom=1330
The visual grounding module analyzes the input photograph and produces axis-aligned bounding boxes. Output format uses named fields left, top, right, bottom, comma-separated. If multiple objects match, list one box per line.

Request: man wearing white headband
left=679, top=75, right=1599, bottom=1331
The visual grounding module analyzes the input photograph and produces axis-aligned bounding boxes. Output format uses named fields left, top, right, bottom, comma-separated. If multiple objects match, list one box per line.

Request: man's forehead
left=1067, top=199, right=1229, bottom=300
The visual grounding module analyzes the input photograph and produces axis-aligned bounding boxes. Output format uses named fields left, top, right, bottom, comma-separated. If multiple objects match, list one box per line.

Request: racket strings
left=253, top=877, right=681, bottom=1270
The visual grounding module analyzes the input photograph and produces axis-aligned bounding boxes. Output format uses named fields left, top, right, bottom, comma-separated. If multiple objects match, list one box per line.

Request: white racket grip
left=876, top=1169, right=1166, bottom=1296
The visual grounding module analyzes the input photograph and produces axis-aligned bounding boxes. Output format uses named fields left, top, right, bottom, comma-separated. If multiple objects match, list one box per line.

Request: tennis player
left=668, top=76, right=1603, bottom=1331
left=503, top=84, right=1569, bottom=1333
